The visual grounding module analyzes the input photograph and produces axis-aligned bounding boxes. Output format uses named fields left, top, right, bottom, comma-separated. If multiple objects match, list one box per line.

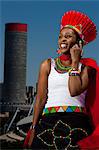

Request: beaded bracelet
left=69, top=68, right=80, bottom=76
left=70, top=70, right=80, bottom=74
left=68, top=67, right=80, bottom=73
left=31, top=124, right=37, bottom=130
left=69, top=72, right=80, bottom=76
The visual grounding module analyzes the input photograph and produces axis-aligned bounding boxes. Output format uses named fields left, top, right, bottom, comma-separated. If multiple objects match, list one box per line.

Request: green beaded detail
left=55, top=58, right=72, bottom=73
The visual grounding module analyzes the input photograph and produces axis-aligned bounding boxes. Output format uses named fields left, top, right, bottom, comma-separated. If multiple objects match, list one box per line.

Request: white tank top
left=44, top=58, right=87, bottom=109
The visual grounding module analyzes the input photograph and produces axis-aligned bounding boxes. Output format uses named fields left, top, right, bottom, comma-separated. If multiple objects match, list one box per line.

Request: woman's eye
left=59, top=35, right=61, bottom=39
left=65, top=35, right=72, bottom=38
left=59, top=34, right=72, bottom=39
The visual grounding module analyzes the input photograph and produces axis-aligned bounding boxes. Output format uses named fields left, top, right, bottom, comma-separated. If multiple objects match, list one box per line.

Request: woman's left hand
left=70, top=42, right=82, bottom=63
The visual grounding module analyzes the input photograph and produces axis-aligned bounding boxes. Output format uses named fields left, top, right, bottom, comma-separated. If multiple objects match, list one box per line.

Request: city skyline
left=1, top=0, right=99, bottom=86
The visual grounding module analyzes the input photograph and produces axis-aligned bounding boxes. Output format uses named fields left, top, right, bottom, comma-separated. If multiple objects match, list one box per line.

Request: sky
left=0, top=0, right=99, bottom=87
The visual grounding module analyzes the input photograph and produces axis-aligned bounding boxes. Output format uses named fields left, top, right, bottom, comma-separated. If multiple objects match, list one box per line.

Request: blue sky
left=0, top=0, right=99, bottom=87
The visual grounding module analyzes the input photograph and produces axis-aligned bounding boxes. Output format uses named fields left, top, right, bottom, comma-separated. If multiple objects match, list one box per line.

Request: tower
left=2, top=23, right=27, bottom=111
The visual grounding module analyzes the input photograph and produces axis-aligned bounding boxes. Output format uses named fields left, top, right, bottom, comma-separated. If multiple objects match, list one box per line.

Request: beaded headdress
left=61, top=10, right=97, bottom=45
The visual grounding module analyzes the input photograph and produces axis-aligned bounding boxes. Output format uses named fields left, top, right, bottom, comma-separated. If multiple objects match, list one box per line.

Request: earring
left=56, top=49, right=63, bottom=55
left=57, top=49, right=61, bottom=54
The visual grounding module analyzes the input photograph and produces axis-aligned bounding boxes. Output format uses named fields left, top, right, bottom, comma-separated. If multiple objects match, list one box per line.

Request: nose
left=60, top=38, right=67, bottom=44
left=58, top=35, right=67, bottom=43
left=62, top=39, right=67, bottom=42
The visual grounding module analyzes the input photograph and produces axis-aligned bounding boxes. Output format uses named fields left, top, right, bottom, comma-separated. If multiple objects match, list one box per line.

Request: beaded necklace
left=55, top=57, right=72, bottom=73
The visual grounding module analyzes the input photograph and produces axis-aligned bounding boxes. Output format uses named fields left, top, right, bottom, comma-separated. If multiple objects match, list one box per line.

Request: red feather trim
left=23, top=129, right=32, bottom=147
left=61, top=10, right=97, bottom=44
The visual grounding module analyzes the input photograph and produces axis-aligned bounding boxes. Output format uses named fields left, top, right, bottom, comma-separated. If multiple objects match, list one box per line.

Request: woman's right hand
left=23, top=129, right=35, bottom=148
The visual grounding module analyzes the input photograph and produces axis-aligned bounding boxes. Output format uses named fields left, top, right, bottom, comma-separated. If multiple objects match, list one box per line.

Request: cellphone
left=76, top=39, right=83, bottom=47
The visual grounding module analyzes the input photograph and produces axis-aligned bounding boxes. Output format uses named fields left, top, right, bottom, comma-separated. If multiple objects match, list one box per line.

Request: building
left=25, top=86, right=36, bottom=104
left=1, top=23, right=28, bottom=112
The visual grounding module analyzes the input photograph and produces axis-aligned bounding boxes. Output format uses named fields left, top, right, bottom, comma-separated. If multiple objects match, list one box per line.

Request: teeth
left=61, top=43, right=67, bottom=48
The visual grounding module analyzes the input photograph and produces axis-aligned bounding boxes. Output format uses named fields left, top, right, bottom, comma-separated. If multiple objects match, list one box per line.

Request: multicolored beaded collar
left=55, top=54, right=72, bottom=73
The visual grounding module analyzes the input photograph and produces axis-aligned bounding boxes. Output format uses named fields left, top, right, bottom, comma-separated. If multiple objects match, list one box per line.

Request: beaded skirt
left=32, top=112, right=93, bottom=150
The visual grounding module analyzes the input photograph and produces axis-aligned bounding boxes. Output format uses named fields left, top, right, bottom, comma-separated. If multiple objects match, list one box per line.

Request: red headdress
left=61, top=10, right=97, bottom=45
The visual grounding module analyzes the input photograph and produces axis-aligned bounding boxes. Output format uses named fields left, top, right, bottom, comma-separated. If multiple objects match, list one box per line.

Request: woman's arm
left=69, top=43, right=92, bottom=97
left=68, top=62, right=92, bottom=96
left=32, top=59, right=51, bottom=126
left=25, top=59, right=51, bottom=148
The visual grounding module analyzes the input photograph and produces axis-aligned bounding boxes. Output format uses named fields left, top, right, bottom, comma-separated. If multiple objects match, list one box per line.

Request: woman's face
left=58, top=27, right=77, bottom=54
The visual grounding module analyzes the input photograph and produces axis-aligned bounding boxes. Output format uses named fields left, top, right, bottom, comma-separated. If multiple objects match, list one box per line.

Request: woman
left=24, top=10, right=99, bottom=149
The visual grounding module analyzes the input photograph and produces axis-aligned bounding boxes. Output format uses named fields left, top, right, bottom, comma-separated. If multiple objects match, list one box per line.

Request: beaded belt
left=42, top=106, right=86, bottom=116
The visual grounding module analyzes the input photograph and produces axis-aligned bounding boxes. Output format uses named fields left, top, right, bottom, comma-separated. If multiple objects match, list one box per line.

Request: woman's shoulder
left=40, top=58, right=51, bottom=75
left=40, top=58, right=51, bottom=66
left=40, top=56, right=58, bottom=67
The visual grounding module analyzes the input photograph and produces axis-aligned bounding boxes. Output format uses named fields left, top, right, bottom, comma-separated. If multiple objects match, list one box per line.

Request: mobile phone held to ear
left=77, top=40, right=83, bottom=48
